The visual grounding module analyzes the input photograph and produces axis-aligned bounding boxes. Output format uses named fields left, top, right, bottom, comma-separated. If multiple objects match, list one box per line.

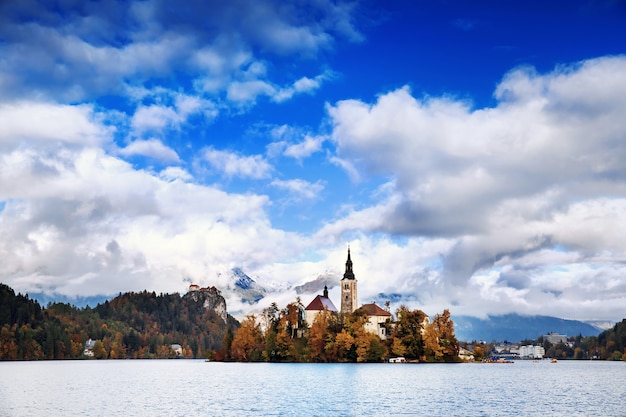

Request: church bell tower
left=341, top=247, right=358, bottom=314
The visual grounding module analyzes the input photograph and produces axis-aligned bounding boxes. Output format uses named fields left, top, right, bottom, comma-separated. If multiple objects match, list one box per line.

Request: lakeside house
left=83, top=338, right=95, bottom=357
left=358, top=303, right=392, bottom=340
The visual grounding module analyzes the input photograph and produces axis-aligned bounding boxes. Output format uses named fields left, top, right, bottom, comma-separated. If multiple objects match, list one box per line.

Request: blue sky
left=1, top=0, right=626, bottom=321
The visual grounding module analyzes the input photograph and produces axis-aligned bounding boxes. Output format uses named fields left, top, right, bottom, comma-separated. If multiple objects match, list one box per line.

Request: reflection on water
left=0, top=360, right=624, bottom=416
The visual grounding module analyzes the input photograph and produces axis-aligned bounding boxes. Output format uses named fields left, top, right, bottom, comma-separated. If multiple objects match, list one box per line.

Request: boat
left=551, top=358, right=557, bottom=363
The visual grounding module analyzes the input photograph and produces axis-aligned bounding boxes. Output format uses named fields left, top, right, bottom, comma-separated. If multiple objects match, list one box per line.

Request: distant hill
left=452, top=314, right=604, bottom=342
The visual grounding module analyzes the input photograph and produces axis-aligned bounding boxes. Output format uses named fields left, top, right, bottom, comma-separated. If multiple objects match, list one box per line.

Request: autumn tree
left=92, top=340, right=107, bottom=359
left=308, top=309, right=335, bottom=362
left=390, top=305, right=427, bottom=361
left=424, top=309, right=459, bottom=362
left=231, top=315, right=263, bottom=361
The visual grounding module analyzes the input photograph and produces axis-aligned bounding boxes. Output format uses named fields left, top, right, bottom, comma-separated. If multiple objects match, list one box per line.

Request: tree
left=308, top=309, right=334, bottom=362
left=334, top=330, right=355, bottom=362
left=231, top=315, right=263, bottom=361
left=391, top=305, right=427, bottom=361
left=390, top=337, right=406, bottom=358
left=92, top=340, right=107, bottom=359
left=425, top=309, right=459, bottom=362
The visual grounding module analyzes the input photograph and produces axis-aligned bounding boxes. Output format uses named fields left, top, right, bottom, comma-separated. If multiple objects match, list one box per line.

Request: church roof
left=305, top=295, right=338, bottom=312
left=359, top=303, right=391, bottom=317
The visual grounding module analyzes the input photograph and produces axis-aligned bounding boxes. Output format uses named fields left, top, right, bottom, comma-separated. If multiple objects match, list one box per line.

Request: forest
left=0, top=283, right=239, bottom=360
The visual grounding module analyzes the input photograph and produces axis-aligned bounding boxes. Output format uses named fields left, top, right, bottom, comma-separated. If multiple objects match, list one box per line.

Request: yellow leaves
left=391, top=337, right=406, bottom=357
left=231, top=315, right=263, bottom=361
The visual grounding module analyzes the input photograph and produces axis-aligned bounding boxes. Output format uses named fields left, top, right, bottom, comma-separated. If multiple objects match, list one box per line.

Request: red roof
left=305, top=295, right=338, bottom=312
left=359, top=303, right=391, bottom=317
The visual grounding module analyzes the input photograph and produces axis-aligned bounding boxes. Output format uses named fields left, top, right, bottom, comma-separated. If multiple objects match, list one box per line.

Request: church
left=304, top=247, right=391, bottom=339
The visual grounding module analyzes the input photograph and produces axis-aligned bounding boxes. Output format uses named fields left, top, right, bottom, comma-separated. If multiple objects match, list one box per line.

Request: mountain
left=584, top=320, right=615, bottom=331
left=453, top=314, right=604, bottom=342
left=294, top=272, right=339, bottom=295
left=228, top=267, right=267, bottom=304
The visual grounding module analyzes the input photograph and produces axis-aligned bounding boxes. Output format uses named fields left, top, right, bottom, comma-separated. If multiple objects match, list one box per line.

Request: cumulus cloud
left=0, top=0, right=360, bottom=105
left=200, top=148, right=273, bottom=179
left=283, top=134, right=327, bottom=160
left=321, top=56, right=626, bottom=319
left=0, top=101, right=111, bottom=149
left=271, top=178, right=325, bottom=200
left=0, top=141, right=301, bottom=298
left=119, top=139, right=180, bottom=162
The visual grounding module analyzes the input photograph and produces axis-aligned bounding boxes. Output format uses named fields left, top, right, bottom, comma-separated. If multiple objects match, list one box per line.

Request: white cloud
left=273, top=71, right=333, bottom=102
left=283, top=134, right=327, bottom=160
left=159, top=167, right=193, bottom=182
left=0, top=140, right=300, bottom=298
left=328, top=56, right=626, bottom=237
left=329, top=155, right=361, bottom=182
left=320, top=56, right=626, bottom=320
left=130, top=93, right=215, bottom=137
left=119, top=139, right=180, bottom=162
left=271, top=178, right=324, bottom=200
left=0, top=101, right=111, bottom=149
left=0, top=0, right=359, bottom=108
left=201, top=148, right=273, bottom=179
left=227, top=80, right=276, bottom=104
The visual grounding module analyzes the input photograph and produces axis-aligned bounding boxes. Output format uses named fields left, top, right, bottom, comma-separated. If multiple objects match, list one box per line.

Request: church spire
left=340, top=246, right=358, bottom=314
left=343, top=246, right=355, bottom=280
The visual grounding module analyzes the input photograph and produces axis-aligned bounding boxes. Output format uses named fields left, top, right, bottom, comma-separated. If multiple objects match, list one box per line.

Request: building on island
left=340, top=247, right=358, bottom=314
left=357, top=302, right=391, bottom=340
left=304, top=286, right=338, bottom=328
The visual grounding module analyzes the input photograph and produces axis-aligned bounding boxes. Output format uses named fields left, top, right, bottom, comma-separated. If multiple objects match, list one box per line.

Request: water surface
left=0, top=360, right=624, bottom=416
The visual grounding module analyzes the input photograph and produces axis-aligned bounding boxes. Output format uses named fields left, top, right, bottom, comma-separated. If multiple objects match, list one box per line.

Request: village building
left=171, top=344, right=183, bottom=357
left=83, top=338, right=95, bottom=357
left=304, top=286, right=337, bottom=328
left=357, top=302, right=391, bottom=340
left=544, top=332, right=567, bottom=344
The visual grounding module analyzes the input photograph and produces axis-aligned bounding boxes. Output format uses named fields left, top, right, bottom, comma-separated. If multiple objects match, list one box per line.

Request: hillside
left=0, top=283, right=238, bottom=360
left=453, top=314, right=603, bottom=342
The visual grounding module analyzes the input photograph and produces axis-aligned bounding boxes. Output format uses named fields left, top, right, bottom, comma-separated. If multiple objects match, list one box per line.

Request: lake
left=0, top=360, right=624, bottom=416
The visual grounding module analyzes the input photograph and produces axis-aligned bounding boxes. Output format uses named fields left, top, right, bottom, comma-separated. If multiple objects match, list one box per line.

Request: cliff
left=185, top=286, right=228, bottom=323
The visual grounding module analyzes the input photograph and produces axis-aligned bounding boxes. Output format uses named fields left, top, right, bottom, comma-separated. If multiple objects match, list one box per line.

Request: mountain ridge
left=453, top=313, right=605, bottom=342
